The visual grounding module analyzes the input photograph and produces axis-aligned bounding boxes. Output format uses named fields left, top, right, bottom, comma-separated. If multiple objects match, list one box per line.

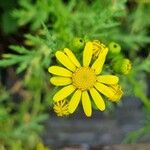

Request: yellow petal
left=97, top=75, right=119, bottom=84
left=83, top=42, right=93, bottom=66
left=53, top=85, right=76, bottom=102
left=48, top=66, right=72, bottom=77
left=64, top=48, right=81, bottom=67
left=82, top=91, right=92, bottom=117
left=89, top=88, right=105, bottom=111
left=94, top=82, right=115, bottom=98
left=55, top=51, right=76, bottom=71
left=50, top=77, right=72, bottom=86
left=92, top=47, right=108, bottom=74
left=68, top=90, right=81, bottom=114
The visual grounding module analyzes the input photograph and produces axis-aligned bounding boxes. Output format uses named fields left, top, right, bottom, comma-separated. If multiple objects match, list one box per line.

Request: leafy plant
left=0, top=0, right=150, bottom=149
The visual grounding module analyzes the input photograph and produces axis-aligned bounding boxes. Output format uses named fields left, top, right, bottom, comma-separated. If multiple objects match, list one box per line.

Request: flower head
left=108, top=84, right=123, bottom=102
left=53, top=100, right=70, bottom=117
left=92, top=40, right=106, bottom=58
left=48, top=42, right=123, bottom=117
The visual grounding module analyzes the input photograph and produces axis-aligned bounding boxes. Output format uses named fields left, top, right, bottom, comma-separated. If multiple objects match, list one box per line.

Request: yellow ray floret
left=83, top=42, right=93, bottom=67
left=94, top=82, right=115, bottom=98
left=89, top=88, right=105, bottom=111
left=97, top=75, right=119, bottom=84
left=82, top=91, right=92, bottom=117
left=92, top=47, right=108, bottom=74
left=50, top=77, right=72, bottom=86
left=55, top=51, right=76, bottom=71
left=68, top=90, right=81, bottom=114
left=64, top=48, right=81, bottom=67
left=53, top=85, right=76, bottom=102
left=48, top=66, right=72, bottom=77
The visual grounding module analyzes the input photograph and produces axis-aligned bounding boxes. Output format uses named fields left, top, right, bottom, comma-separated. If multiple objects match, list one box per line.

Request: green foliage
left=0, top=0, right=18, bottom=34
left=0, top=0, right=150, bottom=149
left=12, top=0, right=51, bottom=30
left=123, top=118, right=150, bottom=143
left=0, top=84, right=48, bottom=149
left=0, top=31, right=54, bottom=149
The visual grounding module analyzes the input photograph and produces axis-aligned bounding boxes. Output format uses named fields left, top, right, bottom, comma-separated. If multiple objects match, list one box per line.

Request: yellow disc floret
left=72, top=67, right=96, bottom=90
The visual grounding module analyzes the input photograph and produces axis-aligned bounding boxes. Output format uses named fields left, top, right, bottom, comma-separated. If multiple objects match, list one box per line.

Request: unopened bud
left=108, top=42, right=121, bottom=54
left=72, top=37, right=85, bottom=52
left=113, top=58, right=132, bottom=75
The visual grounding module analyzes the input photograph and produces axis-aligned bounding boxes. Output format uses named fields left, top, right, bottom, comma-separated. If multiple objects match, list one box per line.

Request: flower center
left=72, top=67, right=96, bottom=90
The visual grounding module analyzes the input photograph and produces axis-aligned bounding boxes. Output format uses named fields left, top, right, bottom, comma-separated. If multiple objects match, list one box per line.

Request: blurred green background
left=0, top=0, right=150, bottom=149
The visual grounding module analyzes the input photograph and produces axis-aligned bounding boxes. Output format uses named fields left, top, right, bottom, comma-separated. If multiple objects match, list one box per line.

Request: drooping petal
left=53, top=85, right=76, bottom=102
left=97, top=75, right=119, bottom=84
left=48, top=66, right=72, bottom=77
left=89, top=88, right=105, bottom=111
left=94, top=82, right=115, bottom=98
left=50, top=77, right=72, bottom=86
left=108, top=84, right=123, bottom=102
left=83, top=42, right=93, bottom=66
left=92, top=47, right=108, bottom=74
left=68, top=90, right=81, bottom=114
left=64, top=48, right=81, bottom=67
left=82, top=91, right=92, bottom=117
left=55, top=51, right=76, bottom=71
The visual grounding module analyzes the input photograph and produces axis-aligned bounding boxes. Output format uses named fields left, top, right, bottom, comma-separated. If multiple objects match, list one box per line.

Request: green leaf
left=9, top=45, right=29, bottom=54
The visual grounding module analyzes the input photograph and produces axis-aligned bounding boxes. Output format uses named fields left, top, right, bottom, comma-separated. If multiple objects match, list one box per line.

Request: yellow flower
left=53, top=99, right=70, bottom=117
left=108, top=84, right=123, bottom=102
left=48, top=42, right=122, bottom=117
left=92, top=40, right=106, bottom=58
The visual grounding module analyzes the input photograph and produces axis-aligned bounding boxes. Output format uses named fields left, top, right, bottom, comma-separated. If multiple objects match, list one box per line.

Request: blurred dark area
left=42, top=98, right=146, bottom=149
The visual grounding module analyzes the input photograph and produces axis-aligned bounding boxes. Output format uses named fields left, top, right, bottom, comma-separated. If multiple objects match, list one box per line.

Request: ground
left=42, top=97, right=147, bottom=149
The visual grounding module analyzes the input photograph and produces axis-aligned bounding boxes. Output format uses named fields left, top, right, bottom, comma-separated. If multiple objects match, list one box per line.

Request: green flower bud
left=108, top=42, right=121, bottom=54
left=113, top=58, right=132, bottom=75
left=72, top=37, right=85, bottom=52
left=121, top=59, right=132, bottom=75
